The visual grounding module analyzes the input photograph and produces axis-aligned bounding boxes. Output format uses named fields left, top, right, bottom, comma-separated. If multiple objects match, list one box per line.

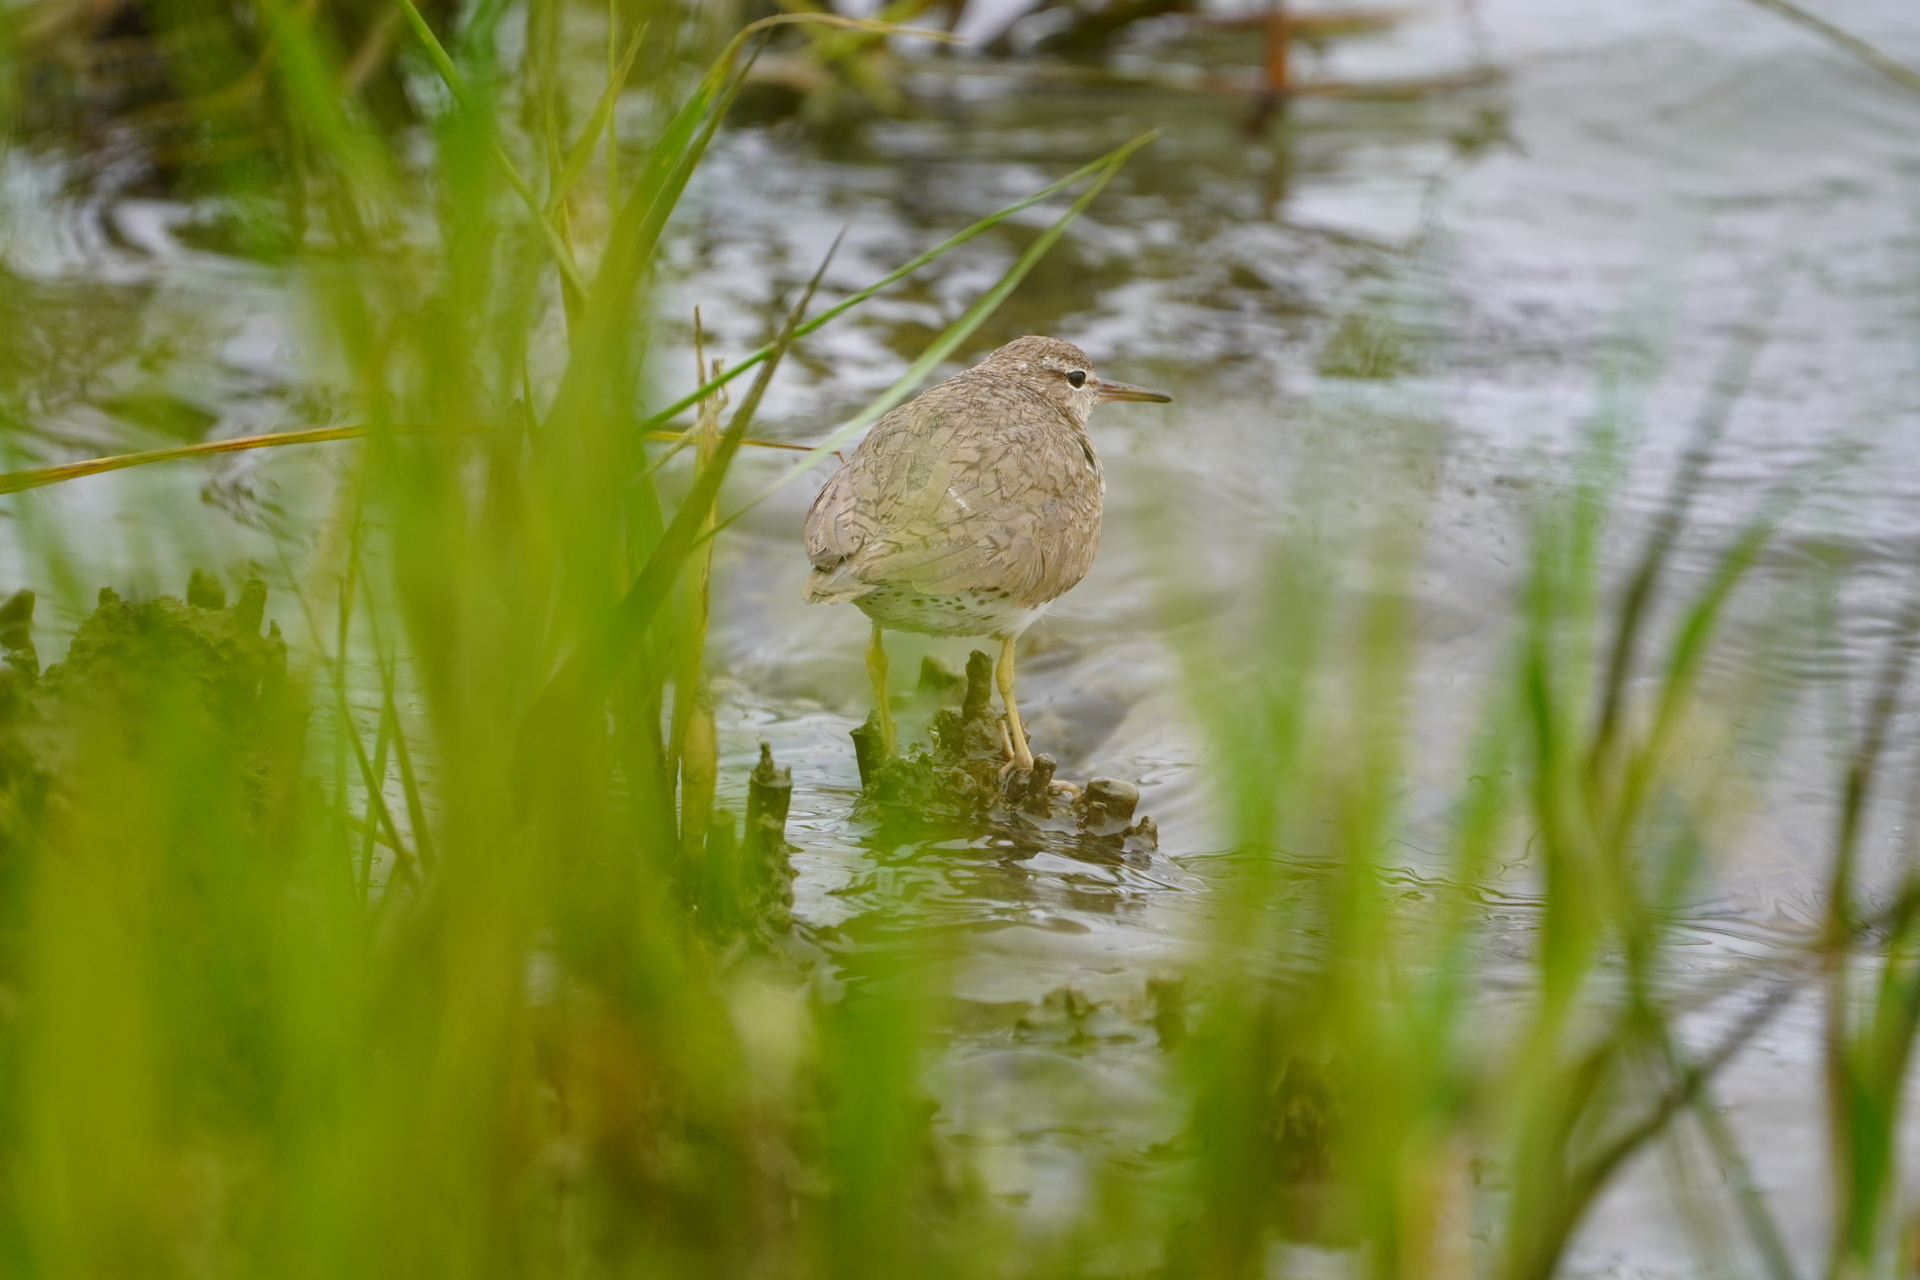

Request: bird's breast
left=854, top=584, right=1048, bottom=639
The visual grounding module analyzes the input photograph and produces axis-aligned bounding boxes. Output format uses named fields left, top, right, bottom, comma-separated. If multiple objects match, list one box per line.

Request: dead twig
left=0, top=424, right=817, bottom=497
left=1739, top=0, right=1920, bottom=97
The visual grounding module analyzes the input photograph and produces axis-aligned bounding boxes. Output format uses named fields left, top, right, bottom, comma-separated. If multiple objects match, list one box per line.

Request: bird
left=802, top=336, right=1171, bottom=771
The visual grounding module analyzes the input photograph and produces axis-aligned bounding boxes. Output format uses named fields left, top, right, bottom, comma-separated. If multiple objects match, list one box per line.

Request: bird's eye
left=1067, top=370, right=1087, bottom=388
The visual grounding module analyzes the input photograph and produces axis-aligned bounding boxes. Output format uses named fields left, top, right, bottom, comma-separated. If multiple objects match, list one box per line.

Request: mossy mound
left=0, top=573, right=305, bottom=810
left=0, top=574, right=307, bottom=983
left=852, top=649, right=1157, bottom=861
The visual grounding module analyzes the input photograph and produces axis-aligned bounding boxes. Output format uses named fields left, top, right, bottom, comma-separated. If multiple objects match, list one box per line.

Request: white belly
left=855, top=585, right=1047, bottom=638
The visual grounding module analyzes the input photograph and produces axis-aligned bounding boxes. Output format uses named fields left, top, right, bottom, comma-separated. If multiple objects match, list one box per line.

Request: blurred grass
left=0, top=2, right=1915, bottom=1278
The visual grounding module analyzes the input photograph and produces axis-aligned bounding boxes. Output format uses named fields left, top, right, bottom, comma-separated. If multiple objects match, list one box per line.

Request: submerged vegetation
left=0, top=1, right=1918, bottom=1277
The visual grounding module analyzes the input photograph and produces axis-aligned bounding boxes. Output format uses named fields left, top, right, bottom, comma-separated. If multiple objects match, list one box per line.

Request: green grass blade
left=579, top=13, right=957, bottom=332
left=1591, top=247, right=1801, bottom=772
left=1689, top=1084, right=1802, bottom=1280
left=359, top=694, right=394, bottom=892
left=711, top=130, right=1157, bottom=531
left=637, top=140, right=1156, bottom=443
left=523, top=234, right=841, bottom=757
left=376, top=654, right=436, bottom=873
left=1604, top=442, right=1837, bottom=854
left=0, top=424, right=815, bottom=497
left=545, top=20, right=648, bottom=218
left=0, top=426, right=387, bottom=495
left=344, top=698, right=418, bottom=889
left=393, top=0, right=589, bottom=304
left=1738, top=0, right=1920, bottom=96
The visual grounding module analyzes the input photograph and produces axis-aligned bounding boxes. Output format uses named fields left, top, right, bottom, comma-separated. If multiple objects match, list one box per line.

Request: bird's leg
left=996, top=633, right=1034, bottom=771
left=866, top=624, right=897, bottom=757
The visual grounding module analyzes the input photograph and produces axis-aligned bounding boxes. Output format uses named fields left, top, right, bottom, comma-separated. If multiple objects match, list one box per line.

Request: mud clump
left=0, top=575, right=306, bottom=826
left=0, top=575, right=307, bottom=980
left=851, top=648, right=1158, bottom=860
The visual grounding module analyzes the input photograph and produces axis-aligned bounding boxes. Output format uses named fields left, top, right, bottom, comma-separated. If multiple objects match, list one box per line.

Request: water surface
left=7, top=1, right=1920, bottom=1271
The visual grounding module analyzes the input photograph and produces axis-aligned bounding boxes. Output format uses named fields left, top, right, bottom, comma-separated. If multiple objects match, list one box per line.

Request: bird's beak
left=1095, top=377, right=1172, bottom=404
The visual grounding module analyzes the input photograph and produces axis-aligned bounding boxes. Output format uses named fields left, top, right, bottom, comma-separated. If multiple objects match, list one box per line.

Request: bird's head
left=975, top=336, right=1171, bottom=427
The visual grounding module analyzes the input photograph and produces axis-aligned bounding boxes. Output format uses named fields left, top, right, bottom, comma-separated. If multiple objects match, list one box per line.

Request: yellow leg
left=866, top=624, right=896, bottom=757
left=997, top=633, right=1033, bottom=771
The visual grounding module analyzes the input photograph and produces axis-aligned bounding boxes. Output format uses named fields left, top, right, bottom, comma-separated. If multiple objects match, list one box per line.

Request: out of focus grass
left=0, top=3, right=1916, bottom=1278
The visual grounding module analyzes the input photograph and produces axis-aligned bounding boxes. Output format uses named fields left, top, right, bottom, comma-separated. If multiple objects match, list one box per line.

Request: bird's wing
left=812, top=382, right=1102, bottom=607
left=801, top=456, right=875, bottom=604
left=803, top=463, right=862, bottom=570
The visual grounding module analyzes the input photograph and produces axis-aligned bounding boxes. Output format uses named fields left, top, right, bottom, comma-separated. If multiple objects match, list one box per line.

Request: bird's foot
left=995, top=717, right=1034, bottom=771
left=999, top=752, right=1054, bottom=815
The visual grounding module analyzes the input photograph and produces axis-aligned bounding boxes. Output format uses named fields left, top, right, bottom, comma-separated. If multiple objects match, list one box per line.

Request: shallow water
left=7, top=0, right=1920, bottom=1272
left=680, top=5, right=1920, bottom=1267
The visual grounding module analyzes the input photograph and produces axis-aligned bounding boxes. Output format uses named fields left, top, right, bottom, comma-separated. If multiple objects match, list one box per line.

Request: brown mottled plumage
left=803, top=336, right=1170, bottom=768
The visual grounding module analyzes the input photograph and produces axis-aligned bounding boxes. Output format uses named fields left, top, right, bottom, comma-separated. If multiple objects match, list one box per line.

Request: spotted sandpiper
left=802, top=336, right=1171, bottom=770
